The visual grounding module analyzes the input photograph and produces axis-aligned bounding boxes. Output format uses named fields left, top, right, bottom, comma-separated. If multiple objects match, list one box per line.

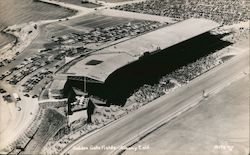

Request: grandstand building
left=49, top=18, right=229, bottom=106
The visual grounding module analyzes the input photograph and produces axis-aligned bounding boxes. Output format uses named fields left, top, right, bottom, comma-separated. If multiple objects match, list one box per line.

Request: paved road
left=64, top=49, right=249, bottom=155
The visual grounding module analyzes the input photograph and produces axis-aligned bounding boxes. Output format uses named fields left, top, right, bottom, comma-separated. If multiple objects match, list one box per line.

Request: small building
left=49, top=77, right=67, bottom=99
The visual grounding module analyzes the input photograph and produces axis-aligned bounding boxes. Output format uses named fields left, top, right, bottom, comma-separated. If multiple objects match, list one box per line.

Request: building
left=49, top=75, right=67, bottom=99
left=52, top=18, right=222, bottom=105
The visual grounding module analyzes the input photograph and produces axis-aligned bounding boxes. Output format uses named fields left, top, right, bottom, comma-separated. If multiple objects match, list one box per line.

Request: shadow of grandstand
left=66, top=32, right=232, bottom=106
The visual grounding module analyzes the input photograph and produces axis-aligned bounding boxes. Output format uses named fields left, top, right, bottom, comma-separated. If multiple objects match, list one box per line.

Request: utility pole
left=84, top=76, right=87, bottom=93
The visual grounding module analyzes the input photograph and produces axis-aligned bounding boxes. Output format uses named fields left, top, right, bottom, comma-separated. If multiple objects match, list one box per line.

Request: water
left=0, top=0, right=75, bottom=48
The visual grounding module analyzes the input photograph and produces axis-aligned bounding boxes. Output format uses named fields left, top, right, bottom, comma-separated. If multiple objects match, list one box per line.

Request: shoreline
left=0, top=28, right=17, bottom=51
left=0, top=0, right=86, bottom=62
left=0, top=0, right=176, bottom=68
left=0, top=0, right=77, bottom=50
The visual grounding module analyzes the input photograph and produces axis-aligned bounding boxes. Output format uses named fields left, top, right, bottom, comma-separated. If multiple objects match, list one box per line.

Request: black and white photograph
left=0, top=0, right=249, bottom=155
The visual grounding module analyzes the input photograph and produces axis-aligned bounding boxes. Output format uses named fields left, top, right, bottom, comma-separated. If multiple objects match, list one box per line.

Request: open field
left=102, top=0, right=137, bottom=3
left=54, top=0, right=101, bottom=8
left=123, top=76, right=249, bottom=155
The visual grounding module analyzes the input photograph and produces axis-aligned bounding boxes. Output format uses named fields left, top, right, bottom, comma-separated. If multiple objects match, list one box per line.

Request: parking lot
left=46, top=14, right=143, bottom=37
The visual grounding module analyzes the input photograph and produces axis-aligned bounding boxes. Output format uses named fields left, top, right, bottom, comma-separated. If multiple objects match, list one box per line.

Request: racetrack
left=63, top=48, right=249, bottom=155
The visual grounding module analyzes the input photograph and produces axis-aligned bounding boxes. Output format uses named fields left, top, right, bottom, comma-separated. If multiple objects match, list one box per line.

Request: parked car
left=0, top=88, right=6, bottom=94
left=32, top=95, right=38, bottom=98
left=24, top=94, right=30, bottom=97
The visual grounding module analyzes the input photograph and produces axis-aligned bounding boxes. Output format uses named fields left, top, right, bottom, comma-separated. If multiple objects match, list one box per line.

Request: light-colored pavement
left=122, top=74, right=249, bottom=155
left=0, top=94, right=39, bottom=150
left=63, top=49, right=249, bottom=155
left=99, top=9, right=176, bottom=23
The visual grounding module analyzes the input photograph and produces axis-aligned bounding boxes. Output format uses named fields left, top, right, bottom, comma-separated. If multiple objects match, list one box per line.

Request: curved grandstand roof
left=65, top=18, right=220, bottom=82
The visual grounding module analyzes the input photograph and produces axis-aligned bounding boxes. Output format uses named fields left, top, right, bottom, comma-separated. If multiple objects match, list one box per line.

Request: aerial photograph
left=0, top=0, right=249, bottom=155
